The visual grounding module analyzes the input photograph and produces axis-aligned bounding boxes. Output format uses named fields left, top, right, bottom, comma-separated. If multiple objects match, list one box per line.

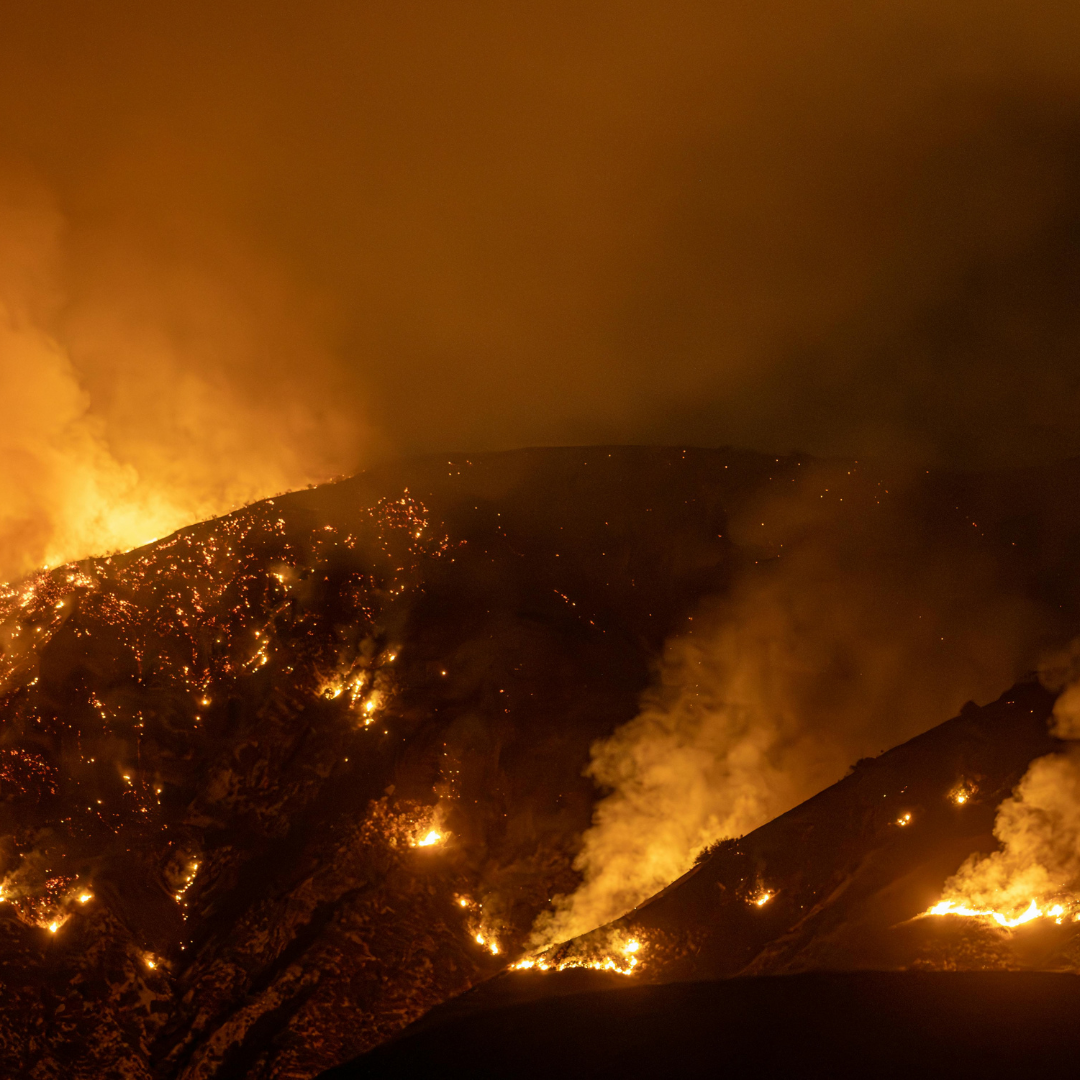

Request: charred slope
left=3, top=446, right=1080, bottom=1078
left=323, top=970, right=1080, bottom=1080
left=0, top=447, right=739, bottom=1079
left=328, top=683, right=1075, bottom=1079
left=589, top=680, right=1069, bottom=981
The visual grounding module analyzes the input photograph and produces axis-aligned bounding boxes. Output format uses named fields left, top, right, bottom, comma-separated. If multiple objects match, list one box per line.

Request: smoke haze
left=931, top=668, right=1080, bottom=921
left=534, top=462, right=1051, bottom=944
left=1, top=2, right=1080, bottom=531
left=0, top=173, right=365, bottom=581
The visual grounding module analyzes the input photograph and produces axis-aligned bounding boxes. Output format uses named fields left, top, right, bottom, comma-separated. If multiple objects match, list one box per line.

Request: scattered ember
left=0, top=492, right=452, bottom=960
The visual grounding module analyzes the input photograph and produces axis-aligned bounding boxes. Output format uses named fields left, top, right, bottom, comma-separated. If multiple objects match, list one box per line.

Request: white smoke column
left=532, top=463, right=1045, bottom=947
left=0, top=176, right=369, bottom=582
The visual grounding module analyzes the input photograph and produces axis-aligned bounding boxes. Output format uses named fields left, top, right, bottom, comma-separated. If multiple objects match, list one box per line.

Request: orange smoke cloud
left=533, top=462, right=1050, bottom=946
left=0, top=175, right=369, bottom=582
left=925, top=647, right=1080, bottom=925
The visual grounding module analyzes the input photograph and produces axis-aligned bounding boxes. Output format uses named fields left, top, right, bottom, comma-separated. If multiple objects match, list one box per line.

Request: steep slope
left=328, top=683, right=1079, bottom=1079
left=0, top=447, right=738, bottom=1079
left=508, top=679, right=1070, bottom=984
left=2, top=446, right=1080, bottom=1078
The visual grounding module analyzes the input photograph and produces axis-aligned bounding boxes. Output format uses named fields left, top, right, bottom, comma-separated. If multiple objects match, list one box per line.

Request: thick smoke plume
left=0, top=177, right=365, bottom=582
left=534, top=463, right=1048, bottom=945
left=931, top=646, right=1080, bottom=919
left=5, top=3, right=1080, bottom=472
left=934, top=747, right=1080, bottom=919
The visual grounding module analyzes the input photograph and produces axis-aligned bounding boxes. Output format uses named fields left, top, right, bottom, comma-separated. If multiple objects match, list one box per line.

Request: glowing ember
left=0, top=491, right=450, bottom=947
left=474, top=932, right=500, bottom=955
left=511, top=934, right=644, bottom=976
left=173, top=860, right=200, bottom=905
left=897, top=812, right=912, bottom=826
left=922, top=749, right=1080, bottom=933
left=752, top=891, right=773, bottom=907
left=949, top=780, right=977, bottom=805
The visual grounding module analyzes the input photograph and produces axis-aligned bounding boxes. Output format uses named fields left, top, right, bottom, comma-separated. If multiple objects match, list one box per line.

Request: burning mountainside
left=514, top=679, right=1075, bottom=983
left=328, top=680, right=1080, bottom=1078
left=0, top=447, right=740, bottom=1078
left=5, top=446, right=1080, bottom=1078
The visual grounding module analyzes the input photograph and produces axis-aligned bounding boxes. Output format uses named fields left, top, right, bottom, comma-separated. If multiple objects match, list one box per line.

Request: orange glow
left=924, top=897, right=1061, bottom=928
left=949, top=780, right=977, bottom=805
left=414, top=829, right=443, bottom=848
left=512, top=934, right=644, bottom=976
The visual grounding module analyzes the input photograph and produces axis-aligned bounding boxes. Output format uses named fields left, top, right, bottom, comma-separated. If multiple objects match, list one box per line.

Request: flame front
left=925, top=898, right=1070, bottom=928
left=511, top=931, right=644, bottom=976
left=922, top=757, right=1080, bottom=931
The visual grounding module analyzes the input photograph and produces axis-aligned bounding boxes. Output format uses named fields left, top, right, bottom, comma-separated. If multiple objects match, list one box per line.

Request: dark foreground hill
left=3, top=446, right=1080, bottom=1077
left=323, top=970, right=1080, bottom=1080
left=326, top=679, right=1077, bottom=1077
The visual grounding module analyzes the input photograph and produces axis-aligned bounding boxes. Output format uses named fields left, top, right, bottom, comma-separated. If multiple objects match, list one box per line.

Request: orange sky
left=2, top=2, right=1080, bottom=574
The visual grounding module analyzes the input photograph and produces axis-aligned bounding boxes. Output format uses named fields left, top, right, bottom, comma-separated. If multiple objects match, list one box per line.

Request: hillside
left=2, top=446, right=1080, bottom=1077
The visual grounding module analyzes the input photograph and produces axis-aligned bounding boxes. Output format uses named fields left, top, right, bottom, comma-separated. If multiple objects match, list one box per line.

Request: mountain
left=3, top=446, right=1080, bottom=1078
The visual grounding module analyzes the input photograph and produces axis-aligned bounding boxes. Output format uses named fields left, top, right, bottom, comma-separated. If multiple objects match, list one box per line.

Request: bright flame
left=897, top=812, right=912, bottom=826
left=414, top=829, right=443, bottom=848
left=78, top=892, right=92, bottom=904
left=752, top=891, right=773, bottom=907
left=949, top=780, right=977, bottom=805
left=512, top=934, right=644, bottom=976
left=922, top=747, right=1080, bottom=931
left=925, top=898, right=1051, bottom=928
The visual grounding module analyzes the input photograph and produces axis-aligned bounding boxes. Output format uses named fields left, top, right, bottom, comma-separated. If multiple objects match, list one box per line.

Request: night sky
left=3, top=3, right=1080, bottom=575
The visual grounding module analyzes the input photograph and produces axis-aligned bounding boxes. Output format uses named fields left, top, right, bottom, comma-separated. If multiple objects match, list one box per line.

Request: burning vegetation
left=922, top=736, right=1080, bottom=932
left=0, top=492, right=448, bottom=935
left=7, top=447, right=1080, bottom=1078
left=511, top=929, right=644, bottom=976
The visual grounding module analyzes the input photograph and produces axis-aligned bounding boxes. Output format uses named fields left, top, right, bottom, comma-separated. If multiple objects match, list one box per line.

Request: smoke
left=934, top=747, right=1080, bottom=920
left=5, top=3, right=1080, bottom=471
left=927, top=644, right=1080, bottom=920
left=0, top=174, right=367, bottom=582
left=533, top=462, right=1049, bottom=945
